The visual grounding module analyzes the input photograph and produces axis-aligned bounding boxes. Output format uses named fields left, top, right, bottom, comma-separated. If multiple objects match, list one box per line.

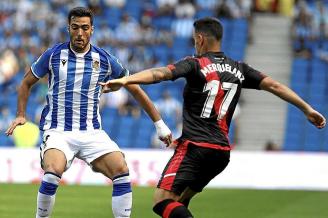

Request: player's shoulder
left=42, top=42, right=68, bottom=56
left=174, top=55, right=198, bottom=65
left=91, top=45, right=113, bottom=59
left=223, top=55, right=247, bottom=68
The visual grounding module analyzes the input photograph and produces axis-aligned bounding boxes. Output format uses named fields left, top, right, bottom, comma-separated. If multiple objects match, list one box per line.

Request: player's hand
left=167, top=140, right=178, bottom=149
left=5, top=116, right=26, bottom=136
left=99, top=78, right=127, bottom=93
left=154, top=120, right=172, bottom=147
left=305, top=108, right=326, bottom=129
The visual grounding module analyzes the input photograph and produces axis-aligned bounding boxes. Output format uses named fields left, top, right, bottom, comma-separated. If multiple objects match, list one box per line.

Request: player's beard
left=71, top=37, right=90, bottom=53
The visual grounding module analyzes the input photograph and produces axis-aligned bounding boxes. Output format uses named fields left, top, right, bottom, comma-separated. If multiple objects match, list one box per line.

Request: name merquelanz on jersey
left=200, top=63, right=245, bottom=83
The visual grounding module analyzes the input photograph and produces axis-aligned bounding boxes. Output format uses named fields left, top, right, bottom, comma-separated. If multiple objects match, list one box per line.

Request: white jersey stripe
left=56, top=49, right=69, bottom=130
left=72, top=55, right=85, bottom=130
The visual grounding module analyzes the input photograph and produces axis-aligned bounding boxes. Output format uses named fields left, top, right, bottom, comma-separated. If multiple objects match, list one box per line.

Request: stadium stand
left=0, top=0, right=249, bottom=148
left=283, top=0, right=328, bottom=151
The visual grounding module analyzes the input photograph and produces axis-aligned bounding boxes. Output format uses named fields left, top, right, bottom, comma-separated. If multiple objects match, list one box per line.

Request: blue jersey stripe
left=64, top=50, right=76, bottom=131
left=50, top=55, right=60, bottom=129
left=40, top=95, right=50, bottom=129
left=79, top=52, right=93, bottom=130
left=92, top=51, right=107, bottom=129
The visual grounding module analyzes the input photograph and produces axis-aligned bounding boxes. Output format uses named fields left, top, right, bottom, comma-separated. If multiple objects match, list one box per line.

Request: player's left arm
left=260, top=76, right=326, bottom=129
left=125, top=83, right=172, bottom=146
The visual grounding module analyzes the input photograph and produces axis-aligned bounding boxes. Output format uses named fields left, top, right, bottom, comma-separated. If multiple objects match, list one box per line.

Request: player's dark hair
left=193, top=17, right=223, bottom=41
left=68, top=7, right=93, bottom=25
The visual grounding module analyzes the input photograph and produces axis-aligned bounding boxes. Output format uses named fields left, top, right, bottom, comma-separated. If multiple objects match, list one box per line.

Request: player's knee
left=42, top=162, right=65, bottom=176
left=110, top=163, right=129, bottom=178
left=153, top=188, right=179, bottom=205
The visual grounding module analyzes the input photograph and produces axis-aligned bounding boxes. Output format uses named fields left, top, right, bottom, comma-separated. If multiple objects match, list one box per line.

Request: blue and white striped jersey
left=31, top=42, right=129, bottom=131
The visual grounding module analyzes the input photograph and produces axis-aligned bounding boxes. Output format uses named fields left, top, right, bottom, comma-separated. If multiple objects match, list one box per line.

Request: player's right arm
left=100, top=57, right=195, bottom=91
left=100, top=67, right=173, bottom=92
left=6, top=68, right=39, bottom=135
left=6, top=46, right=53, bottom=136
left=259, top=76, right=326, bottom=129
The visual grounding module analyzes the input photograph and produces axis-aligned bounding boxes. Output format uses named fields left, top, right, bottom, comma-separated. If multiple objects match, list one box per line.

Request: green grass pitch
left=1, top=183, right=328, bottom=218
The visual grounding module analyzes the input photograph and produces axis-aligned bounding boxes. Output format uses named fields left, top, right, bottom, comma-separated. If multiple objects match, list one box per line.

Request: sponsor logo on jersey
left=61, top=59, right=67, bottom=66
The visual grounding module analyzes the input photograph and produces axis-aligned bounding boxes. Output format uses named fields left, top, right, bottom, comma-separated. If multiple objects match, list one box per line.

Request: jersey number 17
left=201, top=81, right=238, bottom=120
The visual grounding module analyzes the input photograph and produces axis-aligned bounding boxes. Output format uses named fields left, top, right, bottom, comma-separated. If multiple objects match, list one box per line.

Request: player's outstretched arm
left=99, top=67, right=173, bottom=93
left=5, top=68, right=39, bottom=136
left=259, top=76, right=326, bottom=129
left=124, top=84, right=172, bottom=146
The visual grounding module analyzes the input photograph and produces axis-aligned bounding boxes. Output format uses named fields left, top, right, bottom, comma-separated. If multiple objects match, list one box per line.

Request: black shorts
left=157, top=140, right=230, bottom=195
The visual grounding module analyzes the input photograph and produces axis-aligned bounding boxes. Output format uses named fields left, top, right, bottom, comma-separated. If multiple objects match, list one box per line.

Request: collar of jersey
left=203, top=51, right=224, bottom=57
left=195, top=51, right=224, bottom=58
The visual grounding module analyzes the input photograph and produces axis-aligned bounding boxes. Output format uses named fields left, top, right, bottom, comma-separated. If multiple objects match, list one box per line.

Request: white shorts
left=40, top=129, right=121, bottom=170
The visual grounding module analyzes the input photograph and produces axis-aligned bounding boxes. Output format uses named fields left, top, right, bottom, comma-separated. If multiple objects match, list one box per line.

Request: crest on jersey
left=61, top=59, right=67, bottom=66
left=92, top=60, right=100, bottom=71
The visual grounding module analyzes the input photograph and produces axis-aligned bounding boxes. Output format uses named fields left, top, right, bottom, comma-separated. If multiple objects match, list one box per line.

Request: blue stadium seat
left=124, top=3, right=142, bottom=20
left=195, top=9, right=215, bottom=19
left=284, top=133, right=303, bottom=151
left=101, top=107, right=121, bottom=139
left=0, top=135, right=14, bottom=147
left=152, top=44, right=169, bottom=64
left=153, top=16, right=173, bottom=30
left=283, top=105, right=305, bottom=151
left=303, top=130, right=324, bottom=152
left=134, top=117, right=154, bottom=148
left=232, top=19, right=248, bottom=32
left=323, top=129, right=328, bottom=151
left=104, top=7, right=122, bottom=29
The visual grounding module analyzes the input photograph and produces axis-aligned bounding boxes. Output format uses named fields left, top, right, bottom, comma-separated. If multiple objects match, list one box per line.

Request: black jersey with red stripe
left=168, top=52, right=266, bottom=150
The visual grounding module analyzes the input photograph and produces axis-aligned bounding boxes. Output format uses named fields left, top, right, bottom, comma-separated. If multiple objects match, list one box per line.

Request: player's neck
left=69, top=43, right=91, bottom=55
left=199, top=43, right=221, bottom=55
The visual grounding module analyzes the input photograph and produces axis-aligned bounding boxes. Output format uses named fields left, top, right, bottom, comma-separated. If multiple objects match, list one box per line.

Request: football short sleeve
left=31, top=48, right=53, bottom=78
left=168, top=57, right=197, bottom=81
left=108, top=55, right=129, bottom=80
left=241, top=63, right=267, bottom=89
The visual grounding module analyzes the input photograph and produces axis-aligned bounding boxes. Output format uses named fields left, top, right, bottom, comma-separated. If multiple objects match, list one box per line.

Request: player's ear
left=198, top=34, right=204, bottom=45
left=91, top=26, right=94, bottom=35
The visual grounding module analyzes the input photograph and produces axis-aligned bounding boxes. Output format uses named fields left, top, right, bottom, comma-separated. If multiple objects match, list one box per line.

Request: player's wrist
left=16, top=111, right=26, bottom=118
left=154, top=119, right=171, bottom=138
left=154, top=119, right=166, bottom=130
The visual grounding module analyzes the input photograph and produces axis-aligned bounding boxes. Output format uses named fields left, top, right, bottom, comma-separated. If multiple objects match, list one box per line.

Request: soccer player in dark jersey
left=100, top=17, right=326, bottom=218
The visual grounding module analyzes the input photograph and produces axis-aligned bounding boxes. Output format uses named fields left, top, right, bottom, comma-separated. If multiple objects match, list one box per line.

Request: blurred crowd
left=0, top=0, right=253, bottom=148
left=292, top=0, right=328, bottom=59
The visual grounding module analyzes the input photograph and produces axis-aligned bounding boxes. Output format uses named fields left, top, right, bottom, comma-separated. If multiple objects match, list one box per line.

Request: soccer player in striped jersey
left=6, top=7, right=172, bottom=218
left=100, top=17, right=326, bottom=218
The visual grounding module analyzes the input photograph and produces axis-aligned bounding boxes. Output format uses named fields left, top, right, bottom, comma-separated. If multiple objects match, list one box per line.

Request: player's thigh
left=40, top=130, right=75, bottom=175
left=158, top=142, right=230, bottom=195
left=91, top=151, right=128, bottom=179
left=78, top=130, right=122, bottom=163
left=157, top=141, right=194, bottom=196
left=189, top=146, right=230, bottom=192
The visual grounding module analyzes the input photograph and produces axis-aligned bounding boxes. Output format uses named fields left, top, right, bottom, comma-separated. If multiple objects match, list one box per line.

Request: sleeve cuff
left=30, top=66, right=41, bottom=79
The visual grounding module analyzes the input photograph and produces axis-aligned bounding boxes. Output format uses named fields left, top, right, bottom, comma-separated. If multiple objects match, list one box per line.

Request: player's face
left=69, top=16, right=93, bottom=53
